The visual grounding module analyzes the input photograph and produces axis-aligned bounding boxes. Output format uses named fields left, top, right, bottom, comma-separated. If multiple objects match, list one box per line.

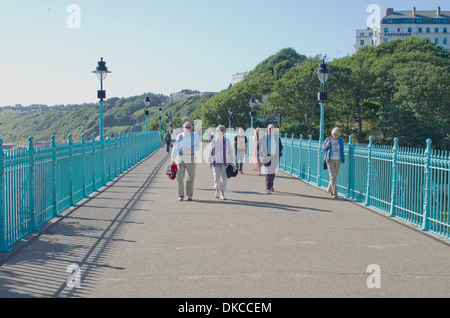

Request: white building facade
left=356, top=6, right=450, bottom=51
left=232, top=71, right=249, bottom=86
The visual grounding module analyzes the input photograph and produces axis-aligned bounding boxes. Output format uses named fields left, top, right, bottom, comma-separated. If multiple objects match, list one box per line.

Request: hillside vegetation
left=195, top=39, right=449, bottom=149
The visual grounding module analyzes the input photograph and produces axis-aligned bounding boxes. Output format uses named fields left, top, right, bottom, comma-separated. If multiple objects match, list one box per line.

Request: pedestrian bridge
left=0, top=143, right=449, bottom=298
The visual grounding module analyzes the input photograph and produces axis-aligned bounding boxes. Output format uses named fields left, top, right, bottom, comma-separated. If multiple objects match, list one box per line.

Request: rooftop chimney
left=437, top=6, right=441, bottom=16
left=412, top=7, right=416, bottom=17
left=386, top=8, right=394, bottom=16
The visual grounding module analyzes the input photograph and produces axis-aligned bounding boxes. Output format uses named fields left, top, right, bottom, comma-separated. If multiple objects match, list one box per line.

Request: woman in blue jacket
left=322, top=127, right=345, bottom=198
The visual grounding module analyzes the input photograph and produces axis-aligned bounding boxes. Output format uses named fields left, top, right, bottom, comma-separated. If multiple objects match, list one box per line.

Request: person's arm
left=227, top=139, right=235, bottom=165
left=322, top=138, right=330, bottom=152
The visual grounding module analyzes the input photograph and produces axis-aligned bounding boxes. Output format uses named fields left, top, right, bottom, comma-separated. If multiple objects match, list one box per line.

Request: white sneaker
left=215, top=192, right=220, bottom=199
left=220, top=194, right=226, bottom=200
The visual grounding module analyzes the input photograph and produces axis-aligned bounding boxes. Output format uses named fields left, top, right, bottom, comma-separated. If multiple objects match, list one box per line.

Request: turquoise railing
left=278, top=134, right=450, bottom=240
left=0, top=131, right=161, bottom=252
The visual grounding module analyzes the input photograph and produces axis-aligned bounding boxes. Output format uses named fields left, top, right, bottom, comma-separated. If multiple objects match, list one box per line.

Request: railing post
left=119, top=133, right=123, bottom=174
left=81, top=134, right=87, bottom=198
left=51, top=135, right=59, bottom=217
left=101, top=131, right=105, bottom=187
left=68, top=134, right=75, bottom=206
left=307, top=135, right=312, bottom=182
left=347, top=136, right=354, bottom=199
left=389, top=137, right=399, bottom=217
left=290, top=134, right=294, bottom=174
left=28, top=137, right=39, bottom=232
left=113, top=133, right=117, bottom=179
left=92, top=133, right=96, bottom=192
left=365, top=136, right=373, bottom=206
left=283, top=133, right=287, bottom=170
left=298, top=134, right=303, bottom=178
left=422, top=139, right=432, bottom=231
left=0, top=139, right=11, bottom=252
left=317, top=136, right=322, bottom=188
left=107, top=133, right=111, bottom=183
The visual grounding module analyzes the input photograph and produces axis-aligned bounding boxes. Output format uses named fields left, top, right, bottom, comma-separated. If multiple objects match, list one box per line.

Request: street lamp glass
left=316, top=61, right=330, bottom=84
left=144, top=96, right=150, bottom=107
left=92, top=57, right=111, bottom=81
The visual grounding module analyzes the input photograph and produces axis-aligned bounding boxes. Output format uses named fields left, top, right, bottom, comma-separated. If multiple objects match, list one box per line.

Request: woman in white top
left=207, top=125, right=235, bottom=200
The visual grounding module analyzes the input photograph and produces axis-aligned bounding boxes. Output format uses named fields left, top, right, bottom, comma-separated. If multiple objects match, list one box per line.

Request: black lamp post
left=316, top=60, right=330, bottom=145
left=92, top=57, right=111, bottom=141
left=144, top=96, right=150, bottom=133
left=249, top=96, right=256, bottom=133
left=158, top=106, right=162, bottom=131
left=316, top=60, right=330, bottom=187
left=228, top=108, right=233, bottom=130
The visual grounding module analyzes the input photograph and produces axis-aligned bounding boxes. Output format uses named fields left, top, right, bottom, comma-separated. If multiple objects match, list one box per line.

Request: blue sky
left=0, top=0, right=445, bottom=106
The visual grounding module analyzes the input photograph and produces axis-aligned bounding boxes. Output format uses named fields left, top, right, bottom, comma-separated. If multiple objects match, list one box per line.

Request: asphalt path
left=0, top=147, right=449, bottom=298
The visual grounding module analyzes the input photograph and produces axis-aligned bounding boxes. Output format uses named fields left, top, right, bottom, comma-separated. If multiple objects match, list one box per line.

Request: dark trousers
left=166, top=142, right=171, bottom=152
left=265, top=173, right=275, bottom=191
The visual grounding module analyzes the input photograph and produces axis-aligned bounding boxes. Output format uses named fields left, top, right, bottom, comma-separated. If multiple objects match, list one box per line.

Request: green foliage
left=0, top=92, right=214, bottom=144
left=1, top=39, right=448, bottom=150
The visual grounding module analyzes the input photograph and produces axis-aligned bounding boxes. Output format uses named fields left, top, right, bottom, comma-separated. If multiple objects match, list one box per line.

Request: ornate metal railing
left=278, top=134, right=449, bottom=240
left=0, top=131, right=161, bottom=252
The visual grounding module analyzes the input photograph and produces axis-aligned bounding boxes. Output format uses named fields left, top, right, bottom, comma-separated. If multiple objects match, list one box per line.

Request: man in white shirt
left=171, top=121, right=201, bottom=201
left=259, top=124, right=283, bottom=194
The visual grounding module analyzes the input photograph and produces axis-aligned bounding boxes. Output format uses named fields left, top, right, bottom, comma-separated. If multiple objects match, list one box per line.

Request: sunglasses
left=184, top=126, right=192, bottom=129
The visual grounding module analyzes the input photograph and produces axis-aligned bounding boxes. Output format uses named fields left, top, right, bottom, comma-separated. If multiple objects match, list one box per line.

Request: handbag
left=322, top=159, right=328, bottom=170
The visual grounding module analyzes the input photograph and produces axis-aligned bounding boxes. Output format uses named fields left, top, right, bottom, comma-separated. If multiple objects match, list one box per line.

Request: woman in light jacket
left=322, top=127, right=345, bottom=198
left=208, top=125, right=235, bottom=200
left=251, top=128, right=261, bottom=172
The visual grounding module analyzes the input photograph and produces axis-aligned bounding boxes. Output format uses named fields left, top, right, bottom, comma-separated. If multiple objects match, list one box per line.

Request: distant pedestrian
left=251, top=128, right=261, bottom=173
left=323, top=127, right=345, bottom=198
left=208, top=125, right=235, bottom=200
left=164, top=129, right=172, bottom=153
left=159, top=129, right=165, bottom=146
left=171, top=121, right=201, bottom=201
left=234, top=127, right=248, bottom=174
left=259, top=124, right=283, bottom=194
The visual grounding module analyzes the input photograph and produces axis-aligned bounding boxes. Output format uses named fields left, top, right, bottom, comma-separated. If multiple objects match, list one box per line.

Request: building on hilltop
left=232, top=72, right=249, bottom=86
left=356, top=6, right=450, bottom=51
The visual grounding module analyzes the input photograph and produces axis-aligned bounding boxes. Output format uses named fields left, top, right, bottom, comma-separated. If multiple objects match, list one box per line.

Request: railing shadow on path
left=0, top=148, right=169, bottom=297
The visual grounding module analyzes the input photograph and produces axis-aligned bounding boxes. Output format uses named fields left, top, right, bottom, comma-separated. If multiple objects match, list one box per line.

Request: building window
left=360, top=40, right=365, bottom=46
left=444, top=38, right=448, bottom=45
left=435, top=38, right=439, bottom=44
left=418, top=27, right=422, bottom=33
left=416, top=19, right=422, bottom=24
left=426, top=27, right=430, bottom=33
left=397, top=27, right=401, bottom=32
left=384, top=38, right=388, bottom=43
left=384, top=27, right=389, bottom=33
left=435, top=27, right=439, bottom=33
left=408, top=27, right=412, bottom=33
left=444, top=28, right=447, bottom=33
